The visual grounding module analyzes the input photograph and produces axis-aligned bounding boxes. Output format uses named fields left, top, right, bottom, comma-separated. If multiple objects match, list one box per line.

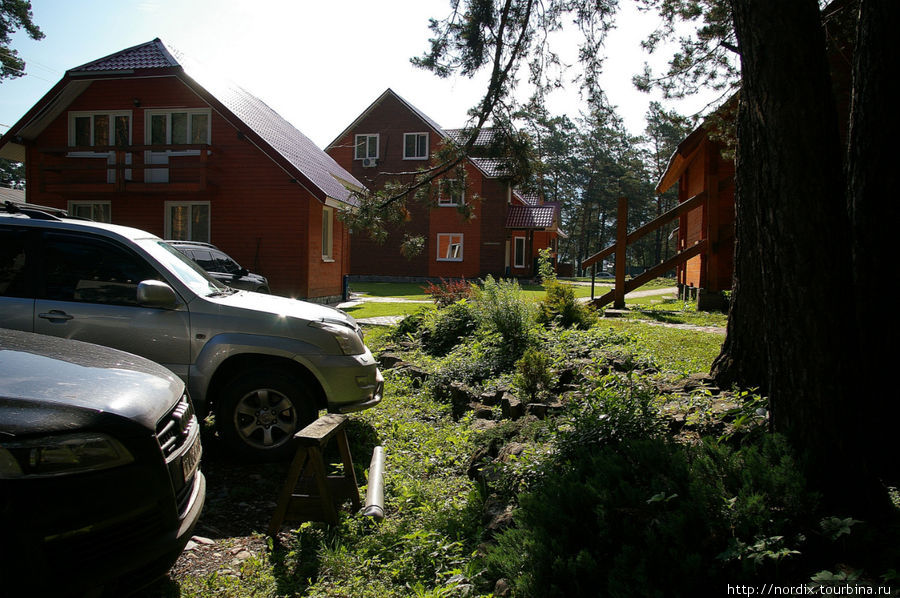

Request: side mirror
left=137, top=279, right=179, bottom=309
left=237, top=267, right=249, bottom=277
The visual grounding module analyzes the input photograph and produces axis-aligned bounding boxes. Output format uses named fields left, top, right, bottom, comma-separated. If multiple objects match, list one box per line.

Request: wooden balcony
left=36, top=144, right=212, bottom=194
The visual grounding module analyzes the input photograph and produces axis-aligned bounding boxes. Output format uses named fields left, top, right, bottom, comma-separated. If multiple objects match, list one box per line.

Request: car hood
left=204, top=291, right=358, bottom=328
left=0, top=330, right=184, bottom=434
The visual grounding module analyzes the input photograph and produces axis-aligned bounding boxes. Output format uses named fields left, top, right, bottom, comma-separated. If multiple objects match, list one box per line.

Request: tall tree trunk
left=847, top=0, right=898, bottom=483
left=720, top=0, right=873, bottom=508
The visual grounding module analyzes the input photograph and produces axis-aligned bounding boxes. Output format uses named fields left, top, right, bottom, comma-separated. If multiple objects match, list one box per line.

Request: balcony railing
left=35, top=144, right=211, bottom=193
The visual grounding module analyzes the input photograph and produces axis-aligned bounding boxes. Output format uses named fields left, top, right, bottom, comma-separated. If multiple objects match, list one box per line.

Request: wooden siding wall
left=676, top=137, right=735, bottom=292
left=24, top=76, right=344, bottom=299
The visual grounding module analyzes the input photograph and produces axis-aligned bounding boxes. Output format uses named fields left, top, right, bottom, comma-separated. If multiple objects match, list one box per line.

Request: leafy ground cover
left=141, top=278, right=897, bottom=597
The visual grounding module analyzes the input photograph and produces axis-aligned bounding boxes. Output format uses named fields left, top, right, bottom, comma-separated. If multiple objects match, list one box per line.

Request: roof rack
left=2, top=200, right=67, bottom=221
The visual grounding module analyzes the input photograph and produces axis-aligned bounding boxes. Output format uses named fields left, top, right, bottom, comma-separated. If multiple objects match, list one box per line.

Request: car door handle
left=38, top=310, right=74, bottom=322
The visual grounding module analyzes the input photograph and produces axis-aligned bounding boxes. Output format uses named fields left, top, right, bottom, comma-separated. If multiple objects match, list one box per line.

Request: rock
left=525, top=403, right=548, bottom=419
left=403, top=365, right=429, bottom=387
left=494, top=579, right=511, bottom=597
left=449, top=382, right=476, bottom=417
left=472, top=404, right=494, bottom=420
left=378, top=352, right=405, bottom=369
left=480, top=389, right=505, bottom=406
left=498, top=442, right=526, bottom=461
left=192, top=535, right=215, bottom=545
left=470, top=419, right=498, bottom=432
left=500, top=393, right=523, bottom=420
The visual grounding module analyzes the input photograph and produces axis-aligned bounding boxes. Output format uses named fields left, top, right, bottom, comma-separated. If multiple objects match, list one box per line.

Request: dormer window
left=403, top=132, right=428, bottom=160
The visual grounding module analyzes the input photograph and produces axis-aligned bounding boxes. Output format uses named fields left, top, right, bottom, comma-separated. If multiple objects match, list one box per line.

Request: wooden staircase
left=582, top=193, right=710, bottom=308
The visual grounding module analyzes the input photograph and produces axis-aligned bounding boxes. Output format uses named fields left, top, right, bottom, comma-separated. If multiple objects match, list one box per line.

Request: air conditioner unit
left=362, top=157, right=377, bottom=168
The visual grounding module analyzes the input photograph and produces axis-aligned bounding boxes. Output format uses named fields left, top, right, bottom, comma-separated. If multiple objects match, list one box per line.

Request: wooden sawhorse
left=267, top=414, right=360, bottom=535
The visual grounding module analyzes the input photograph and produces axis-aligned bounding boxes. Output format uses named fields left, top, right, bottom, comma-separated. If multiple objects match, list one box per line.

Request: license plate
left=181, top=434, right=202, bottom=482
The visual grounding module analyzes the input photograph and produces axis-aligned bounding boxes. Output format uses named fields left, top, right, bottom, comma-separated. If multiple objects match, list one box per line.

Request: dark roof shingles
left=506, top=204, right=557, bottom=229
left=70, top=39, right=177, bottom=72
left=70, top=39, right=361, bottom=205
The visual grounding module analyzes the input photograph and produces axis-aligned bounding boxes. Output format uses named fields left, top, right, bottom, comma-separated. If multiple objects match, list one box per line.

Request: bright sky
left=1, top=0, right=716, bottom=148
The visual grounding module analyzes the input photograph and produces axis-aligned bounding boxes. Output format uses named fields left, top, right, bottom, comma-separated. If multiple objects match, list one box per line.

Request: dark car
left=166, top=240, right=270, bottom=293
left=0, top=329, right=205, bottom=596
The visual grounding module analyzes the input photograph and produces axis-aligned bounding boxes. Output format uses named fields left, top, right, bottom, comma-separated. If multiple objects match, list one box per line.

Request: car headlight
left=0, top=432, right=134, bottom=479
left=309, top=318, right=366, bottom=356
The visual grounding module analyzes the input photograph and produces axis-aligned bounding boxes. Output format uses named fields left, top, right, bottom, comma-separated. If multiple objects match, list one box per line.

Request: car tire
left=216, top=368, right=318, bottom=460
left=256, top=286, right=270, bottom=293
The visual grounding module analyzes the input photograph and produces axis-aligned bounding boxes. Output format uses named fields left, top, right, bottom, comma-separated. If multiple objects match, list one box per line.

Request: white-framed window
left=67, top=201, right=111, bottom=223
left=514, top=236, right=526, bottom=268
left=354, top=134, right=379, bottom=160
left=438, top=179, right=464, bottom=206
left=68, top=111, right=132, bottom=152
left=165, top=201, right=210, bottom=243
left=437, top=233, right=463, bottom=262
left=403, top=132, right=429, bottom=160
left=146, top=109, right=211, bottom=152
left=322, top=206, right=334, bottom=261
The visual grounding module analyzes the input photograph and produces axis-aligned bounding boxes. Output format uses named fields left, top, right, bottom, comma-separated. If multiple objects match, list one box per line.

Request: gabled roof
left=70, top=38, right=179, bottom=72
left=655, top=125, right=706, bottom=195
left=327, top=88, right=447, bottom=150
left=327, top=89, right=509, bottom=180
left=0, top=39, right=363, bottom=206
left=505, top=203, right=559, bottom=230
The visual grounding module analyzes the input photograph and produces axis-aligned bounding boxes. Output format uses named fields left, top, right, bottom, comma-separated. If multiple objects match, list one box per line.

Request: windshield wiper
left=208, top=287, right=238, bottom=297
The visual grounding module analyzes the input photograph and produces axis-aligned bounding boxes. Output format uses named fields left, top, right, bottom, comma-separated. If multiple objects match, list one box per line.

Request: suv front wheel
left=217, top=369, right=317, bottom=459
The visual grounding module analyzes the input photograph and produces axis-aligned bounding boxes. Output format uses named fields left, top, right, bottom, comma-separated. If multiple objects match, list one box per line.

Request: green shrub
left=537, top=279, right=598, bottom=329
left=514, top=348, right=552, bottom=403
left=419, top=300, right=477, bottom=356
left=430, top=332, right=515, bottom=388
left=537, top=247, right=556, bottom=284
left=471, top=276, right=537, bottom=358
left=485, top=391, right=819, bottom=597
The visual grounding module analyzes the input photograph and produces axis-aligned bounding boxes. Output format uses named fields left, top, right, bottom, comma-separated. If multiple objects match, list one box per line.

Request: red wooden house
left=0, top=39, right=363, bottom=301
left=326, top=89, right=562, bottom=280
left=655, top=124, right=735, bottom=308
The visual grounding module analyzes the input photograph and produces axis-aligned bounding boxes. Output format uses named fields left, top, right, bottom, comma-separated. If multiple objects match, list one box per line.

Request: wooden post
left=614, top=196, right=627, bottom=309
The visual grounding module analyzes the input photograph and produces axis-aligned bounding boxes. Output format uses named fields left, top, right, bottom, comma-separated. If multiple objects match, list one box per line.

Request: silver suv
left=0, top=209, right=383, bottom=458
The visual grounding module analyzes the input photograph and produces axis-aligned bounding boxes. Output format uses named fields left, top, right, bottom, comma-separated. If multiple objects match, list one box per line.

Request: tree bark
left=847, top=0, right=898, bottom=483
left=721, top=0, right=874, bottom=508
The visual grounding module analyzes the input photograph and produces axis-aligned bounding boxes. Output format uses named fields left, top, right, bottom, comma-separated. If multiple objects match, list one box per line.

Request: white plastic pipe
left=361, top=446, right=385, bottom=521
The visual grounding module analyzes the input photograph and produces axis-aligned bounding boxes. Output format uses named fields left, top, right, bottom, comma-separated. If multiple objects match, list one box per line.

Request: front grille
left=43, top=507, right=166, bottom=573
left=156, top=392, right=196, bottom=459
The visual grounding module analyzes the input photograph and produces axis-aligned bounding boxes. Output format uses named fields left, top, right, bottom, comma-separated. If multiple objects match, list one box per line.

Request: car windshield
left=137, top=239, right=231, bottom=297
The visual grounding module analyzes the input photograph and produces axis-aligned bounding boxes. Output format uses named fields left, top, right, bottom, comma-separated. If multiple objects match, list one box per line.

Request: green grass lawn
left=349, top=282, right=431, bottom=301
left=351, top=280, right=604, bottom=303
left=342, top=302, right=434, bottom=320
